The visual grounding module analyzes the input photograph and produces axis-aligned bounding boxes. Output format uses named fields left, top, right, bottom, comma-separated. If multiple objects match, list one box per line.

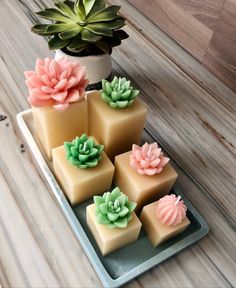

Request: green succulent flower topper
left=101, top=76, right=140, bottom=109
left=31, top=0, right=129, bottom=55
left=64, top=134, right=104, bottom=169
left=94, top=187, right=137, bottom=228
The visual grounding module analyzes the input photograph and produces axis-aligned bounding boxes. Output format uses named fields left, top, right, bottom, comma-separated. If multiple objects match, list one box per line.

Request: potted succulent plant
left=31, top=0, right=129, bottom=89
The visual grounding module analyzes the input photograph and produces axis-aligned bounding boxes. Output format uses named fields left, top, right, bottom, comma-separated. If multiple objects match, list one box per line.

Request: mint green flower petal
left=107, top=212, right=119, bottom=222
left=101, top=76, right=139, bottom=109
left=97, top=213, right=110, bottom=225
left=64, top=134, right=103, bottom=169
left=114, top=217, right=128, bottom=228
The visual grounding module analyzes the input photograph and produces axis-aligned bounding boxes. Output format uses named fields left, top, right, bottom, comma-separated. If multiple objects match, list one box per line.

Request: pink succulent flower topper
left=130, top=142, right=169, bottom=176
left=156, top=194, right=187, bottom=226
left=25, top=58, right=89, bottom=112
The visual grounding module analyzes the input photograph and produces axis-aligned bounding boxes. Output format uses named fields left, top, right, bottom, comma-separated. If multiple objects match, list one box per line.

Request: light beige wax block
left=33, top=100, right=87, bottom=160
left=114, top=152, right=178, bottom=210
left=87, top=91, right=147, bottom=161
left=86, top=204, right=142, bottom=256
left=140, top=201, right=190, bottom=246
left=52, top=145, right=114, bottom=205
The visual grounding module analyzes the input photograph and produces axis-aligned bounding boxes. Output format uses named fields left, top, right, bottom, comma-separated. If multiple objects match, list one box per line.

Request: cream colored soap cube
left=52, top=145, right=114, bottom=205
left=114, top=152, right=178, bottom=211
left=87, top=91, right=147, bottom=161
left=86, top=204, right=142, bottom=256
left=33, top=100, right=87, bottom=160
left=140, top=201, right=190, bottom=246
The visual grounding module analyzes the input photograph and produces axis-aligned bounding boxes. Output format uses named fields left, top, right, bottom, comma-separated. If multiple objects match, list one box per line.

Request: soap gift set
left=24, top=53, right=190, bottom=256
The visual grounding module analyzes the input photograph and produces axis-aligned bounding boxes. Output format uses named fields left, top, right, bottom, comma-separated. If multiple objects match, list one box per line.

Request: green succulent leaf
left=64, top=134, right=103, bottom=169
left=85, top=23, right=113, bottom=37
left=87, top=5, right=121, bottom=23
left=101, top=76, right=139, bottom=109
left=46, top=23, right=76, bottom=33
left=54, top=2, right=77, bottom=19
left=74, top=0, right=86, bottom=20
left=81, top=29, right=103, bottom=42
left=36, top=8, right=71, bottom=22
left=48, top=35, right=70, bottom=50
left=93, top=187, right=137, bottom=229
left=59, top=25, right=82, bottom=39
left=83, top=0, right=96, bottom=15
left=31, top=24, right=50, bottom=35
left=86, top=0, right=106, bottom=18
left=67, top=35, right=88, bottom=52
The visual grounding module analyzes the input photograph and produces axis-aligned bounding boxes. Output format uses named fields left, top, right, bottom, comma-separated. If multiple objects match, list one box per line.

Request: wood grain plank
left=128, top=0, right=213, bottom=61
left=172, top=0, right=225, bottom=29
left=108, top=0, right=236, bottom=113
left=203, top=0, right=236, bottom=93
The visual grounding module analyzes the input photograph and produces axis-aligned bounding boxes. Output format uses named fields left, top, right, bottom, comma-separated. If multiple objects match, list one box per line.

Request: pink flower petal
left=36, top=59, right=46, bottom=77
left=140, top=160, right=150, bottom=169
left=54, top=79, right=67, bottom=91
left=27, top=75, right=44, bottom=88
left=66, top=89, right=80, bottom=103
left=65, top=77, right=78, bottom=90
left=51, top=91, right=67, bottom=102
left=137, top=168, right=145, bottom=175
left=78, top=78, right=89, bottom=89
left=151, top=142, right=158, bottom=150
left=41, top=86, right=54, bottom=93
left=41, top=75, right=54, bottom=87
left=28, top=95, right=54, bottom=107
left=24, top=71, right=35, bottom=79
left=159, top=157, right=169, bottom=168
left=144, top=168, right=157, bottom=176
left=49, top=60, right=60, bottom=78
left=150, top=158, right=161, bottom=167
left=60, top=70, right=67, bottom=80
left=30, top=88, right=52, bottom=100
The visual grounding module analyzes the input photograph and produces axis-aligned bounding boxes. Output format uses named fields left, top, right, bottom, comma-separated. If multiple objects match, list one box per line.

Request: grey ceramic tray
left=17, top=109, right=209, bottom=288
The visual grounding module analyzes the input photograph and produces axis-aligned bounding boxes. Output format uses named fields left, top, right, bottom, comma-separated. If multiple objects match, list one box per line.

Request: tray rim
left=16, top=109, right=209, bottom=288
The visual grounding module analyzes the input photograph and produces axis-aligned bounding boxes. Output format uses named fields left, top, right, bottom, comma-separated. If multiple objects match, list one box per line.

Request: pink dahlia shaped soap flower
left=25, top=58, right=89, bottom=112
left=156, top=195, right=187, bottom=226
left=130, top=143, right=169, bottom=176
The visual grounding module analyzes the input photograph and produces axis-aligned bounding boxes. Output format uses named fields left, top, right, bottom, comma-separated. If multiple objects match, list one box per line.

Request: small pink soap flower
left=25, top=58, right=89, bottom=112
left=130, top=142, right=169, bottom=176
left=156, top=195, right=187, bottom=226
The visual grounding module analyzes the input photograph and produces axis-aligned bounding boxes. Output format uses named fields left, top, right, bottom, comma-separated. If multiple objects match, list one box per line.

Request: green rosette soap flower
left=64, top=134, right=104, bottom=169
left=94, top=187, right=137, bottom=228
left=101, top=76, right=140, bottom=109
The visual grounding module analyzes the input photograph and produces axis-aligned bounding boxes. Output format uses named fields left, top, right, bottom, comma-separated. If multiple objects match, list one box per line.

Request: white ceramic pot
left=55, top=49, right=112, bottom=86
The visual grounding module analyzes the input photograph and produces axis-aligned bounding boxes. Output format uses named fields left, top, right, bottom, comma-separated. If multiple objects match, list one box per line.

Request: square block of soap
left=114, top=152, right=178, bottom=210
left=87, top=91, right=147, bottom=161
left=52, top=145, right=114, bottom=205
left=33, top=100, right=87, bottom=160
left=140, top=201, right=190, bottom=246
left=86, top=203, right=142, bottom=256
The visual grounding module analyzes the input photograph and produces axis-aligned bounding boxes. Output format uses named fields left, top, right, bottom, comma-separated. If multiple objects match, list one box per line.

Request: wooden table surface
left=0, top=0, right=236, bottom=287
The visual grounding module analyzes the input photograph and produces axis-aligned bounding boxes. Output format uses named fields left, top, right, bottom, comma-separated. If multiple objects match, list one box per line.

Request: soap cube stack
left=25, top=60, right=189, bottom=256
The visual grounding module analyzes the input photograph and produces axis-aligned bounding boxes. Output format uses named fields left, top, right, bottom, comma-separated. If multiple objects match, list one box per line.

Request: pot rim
left=55, top=49, right=111, bottom=59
